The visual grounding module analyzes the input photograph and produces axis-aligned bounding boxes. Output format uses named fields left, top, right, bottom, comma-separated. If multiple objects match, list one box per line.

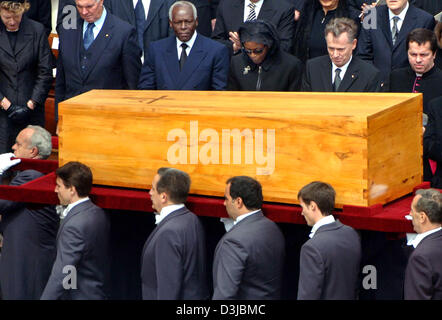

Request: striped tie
left=246, top=2, right=257, bottom=21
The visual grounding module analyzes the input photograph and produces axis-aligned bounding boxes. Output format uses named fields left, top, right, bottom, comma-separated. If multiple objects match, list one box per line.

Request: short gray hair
left=415, top=189, right=442, bottom=224
left=27, top=125, right=52, bottom=159
left=168, top=1, right=197, bottom=21
left=324, top=17, right=358, bottom=42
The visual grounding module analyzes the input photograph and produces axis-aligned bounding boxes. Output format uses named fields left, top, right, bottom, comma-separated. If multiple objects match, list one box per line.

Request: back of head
left=415, top=189, right=442, bottom=224
left=406, top=28, right=438, bottom=54
left=324, top=17, right=358, bottom=42
left=297, top=181, right=335, bottom=216
left=56, top=161, right=93, bottom=198
left=238, top=19, right=280, bottom=57
left=156, top=167, right=190, bottom=204
left=435, top=22, right=442, bottom=49
left=226, top=176, right=263, bottom=211
left=27, top=125, right=52, bottom=159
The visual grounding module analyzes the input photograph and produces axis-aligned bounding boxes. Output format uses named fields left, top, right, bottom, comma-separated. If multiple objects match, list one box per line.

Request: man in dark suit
left=423, top=96, right=442, bottom=189
left=212, top=176, right=285, bottom=300
left=211, top=0, right=295, bottom=54
left=0, top=125, right=59, bottom=300
left=141, top=167, right=208, bottom=300
left=25, top=0, right=52, bottom=36
left=297, top=181, right=361, bottom=300
left=302, top=17, right=382, bottom=92
left=41, top=161, right=111, bottom=299
left=388, top=28, right=442, bottom=113
left=55, top=0, right=141, bottom=119
left=356, top=0, right=435, bottom=80
left=138, top=1, right=229, bottom=90
left=405, top=188, right=442, bottom=299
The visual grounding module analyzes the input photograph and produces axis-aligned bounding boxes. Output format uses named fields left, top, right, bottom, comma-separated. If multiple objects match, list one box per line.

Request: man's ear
left=30, top=146, right=39, bottom=158
left=235, top=196, right=244, bottom=209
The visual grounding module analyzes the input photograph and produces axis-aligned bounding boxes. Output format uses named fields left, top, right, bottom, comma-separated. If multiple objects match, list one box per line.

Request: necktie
left=333, top=68, right=342, bottom=92
left=246, top=2, right=257, bottom=21
left=180, top=43, right=188, bottom=71
left=134, top=0, right=145, bottom=51
left=391, top=16, right=399, bottom=46
left=83, top=22, right=95, bottom=50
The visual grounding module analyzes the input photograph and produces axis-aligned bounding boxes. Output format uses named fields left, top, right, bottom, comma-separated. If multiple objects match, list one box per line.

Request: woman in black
left=227, top=20, right=303, bottom=91
left=0, top=0, right=52, bottom=153
left=292, top=0, right=356, bottom=63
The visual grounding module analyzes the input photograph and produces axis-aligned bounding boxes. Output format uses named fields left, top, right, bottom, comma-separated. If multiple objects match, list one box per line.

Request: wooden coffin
left=58, top=90, right=423, bottom=207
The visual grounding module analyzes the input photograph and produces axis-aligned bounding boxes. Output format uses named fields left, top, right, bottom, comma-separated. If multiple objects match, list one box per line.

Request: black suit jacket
left=356, top=4, right=436, bottom=81
left=41, top=199, right=111, bottom=300
left=404, top=229, right=442, bottom=300
left=0, top=17, right=53, bottom=152
left=0, top=170, right=59, bottom=300
left=211, top=0, right=295, bottom=54
left=423, top=96, right=442, bottom=188
left=141, top=206, right=208, bottom=300
left=55, top=12, right=141, bottom=118
left=302, top=55, right=382, bottom=92
left=25, top=0, right=52, bottom=36
left=297, top=221, right=362, bottom=300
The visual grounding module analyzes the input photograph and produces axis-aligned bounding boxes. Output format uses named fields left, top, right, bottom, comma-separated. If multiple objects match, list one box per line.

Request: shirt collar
left=407, top=227, right=442, bottom=248
left=309, top=215, right=335, bottom=238
left=234, top=209, right=260, bottom=225
left=176, top=31, right=198, bottom=52
left=83, top=6, right=107, bottom=32
left=332, top=55, right=353, bottom=79
left=389, top=1, right=409, bottom=22
left=60, top=197, right=90, bottom=219
left=155, top=203, right=185, bottom=225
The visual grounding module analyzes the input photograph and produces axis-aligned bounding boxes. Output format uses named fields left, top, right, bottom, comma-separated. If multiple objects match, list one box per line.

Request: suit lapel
left=0, top=28, right=14, bottom=57
left=177, top=34, right=207, bottom=89
left=56, top=200, right=92, bottom=242
left=393, top=6, right=416, bottom=51
left=339, top=58, right=359, bottom=92
left=231, top=0, right=245, bottom=29
left=258, top=0, right=275, bottom=21
left=163, top=36, right=181, bottom=88
left=144, top=0, right=164, bottom=32
left=82, top=14, right=114, bottom=81
left=321, top=57, right=333, bottom=92
left=379, top=6, right=394, bottom=48
left=14, top=19, right=32, bottom=56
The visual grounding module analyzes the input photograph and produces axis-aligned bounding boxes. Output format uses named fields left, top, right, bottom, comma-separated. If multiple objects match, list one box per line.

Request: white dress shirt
left=155, top=203, right=185, bottom=225
left=176, top=31, right=198, bottom=60
left=309, top=215, right=336, bottom=238
left=388, top=1, right=409, bottom=34
left=243, top=0, right=264, bottom=22
left=407, top=227, right=442, bottom=248
left=60, top=197, right=90, bottom=220
left=234, top=209, right=261, bottom=225
left=332, top=55, right=352, bottom=84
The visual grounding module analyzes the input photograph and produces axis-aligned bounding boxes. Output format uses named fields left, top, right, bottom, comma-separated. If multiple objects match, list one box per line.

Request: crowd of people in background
left=0, top=0, right=441, bottom=300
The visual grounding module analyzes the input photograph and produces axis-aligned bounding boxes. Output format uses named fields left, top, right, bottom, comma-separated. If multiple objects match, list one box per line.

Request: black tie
left=180, top=43, right=188, bottom=71
left=333, top=68, right=342, bottom=92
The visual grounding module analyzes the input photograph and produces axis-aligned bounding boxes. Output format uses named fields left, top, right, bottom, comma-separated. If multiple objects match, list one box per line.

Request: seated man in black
left=387, top=28, right=442, bottom=113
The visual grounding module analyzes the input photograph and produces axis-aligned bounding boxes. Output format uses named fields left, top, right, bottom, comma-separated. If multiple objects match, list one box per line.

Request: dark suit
left=0, top=17, right=53, bottom=153
left=26, top=0, right=52, bottom=36
left=211, top=0, right=295, bottom=54
left=0, top=170, right=59, bottom=300
left=140, top=206, right=208, bottom=300
left=212, top=211, right=285, bottom=299
left=41, top=199, right=111, bottom=300
left=138, top=34, right=229, bottom=90
left=105, top=0, right=174, bottom=53
left=404, top=229, right=442, bottom=299
left=302, top=55, right=382, bottom=92
left=297, top=220, right=361, bottom=300
left=356, top=4, right=435, bottom=80
left=55, top=11, right=141, bottom=118
left=423, top=96, right=442, bottom=188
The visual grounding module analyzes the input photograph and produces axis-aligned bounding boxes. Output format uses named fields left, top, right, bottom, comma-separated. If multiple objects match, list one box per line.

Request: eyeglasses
left=242, top=47, right=266, bottom=55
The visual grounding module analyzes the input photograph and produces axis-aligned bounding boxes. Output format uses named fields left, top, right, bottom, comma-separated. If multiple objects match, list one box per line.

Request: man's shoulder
left=196, top=34, right=229, bottom=52
left=408, top=4, right=437, bottom=21
left=11, top=169, right=44, bottom=185
left=350, top=56, right=381, bottom=74
left=306, top=55, right=329, bottom=70
left=105, top=11, right=135, bottom=32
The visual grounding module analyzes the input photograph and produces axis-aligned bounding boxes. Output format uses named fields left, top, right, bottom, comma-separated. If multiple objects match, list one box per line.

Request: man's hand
left=229, top=31, right=241, bottom=53
left=211, top=18, right=216, bottom=31
left=294, top=9, right=300, bottom=21
left=1, top=97, right=11, bottom=111
left=0, top=153, right=21, bottom=174
left=27, top=100, right=35, bottom=110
